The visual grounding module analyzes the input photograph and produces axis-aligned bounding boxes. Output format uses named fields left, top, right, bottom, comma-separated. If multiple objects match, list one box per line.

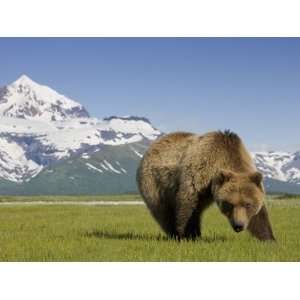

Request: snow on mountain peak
left=0, top=75, right=163, bottom=183
left=0, top=75, right=89, bottom=121
left=103, top=115, right=161, bottom=140
left=13, top=74, right=35, bottom=85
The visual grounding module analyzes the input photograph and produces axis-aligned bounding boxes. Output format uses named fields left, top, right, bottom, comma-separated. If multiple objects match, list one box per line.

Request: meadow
left=0, top=195, right=299, bottom=261
left=0, top=194, right=141, bottom=202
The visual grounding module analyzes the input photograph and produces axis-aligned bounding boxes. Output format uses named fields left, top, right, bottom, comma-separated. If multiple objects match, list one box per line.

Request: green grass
left=0, top=194, right=142, bottom=202
left=0, top=198, right=299, bottom=261
left=0, top=194, right=296, bottom=203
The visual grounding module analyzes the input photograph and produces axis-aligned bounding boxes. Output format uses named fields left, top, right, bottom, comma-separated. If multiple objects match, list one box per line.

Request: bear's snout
left=232, top=221, right=245, bottom=233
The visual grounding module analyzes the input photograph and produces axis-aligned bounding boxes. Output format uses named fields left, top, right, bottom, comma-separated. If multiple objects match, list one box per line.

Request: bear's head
left=211, top=169, right=264, bottom=233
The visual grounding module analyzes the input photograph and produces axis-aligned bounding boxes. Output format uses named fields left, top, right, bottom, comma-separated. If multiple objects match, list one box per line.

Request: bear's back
left=142, top=132, right=194, bottom=168
left=181, top=130, right=255, bottom=177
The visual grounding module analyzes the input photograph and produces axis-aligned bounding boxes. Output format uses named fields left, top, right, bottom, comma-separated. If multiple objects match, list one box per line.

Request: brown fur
left=137, top=130, right=275, bottom=241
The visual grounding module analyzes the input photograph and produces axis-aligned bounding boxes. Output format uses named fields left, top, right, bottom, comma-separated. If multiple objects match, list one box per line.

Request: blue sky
left=0, top=38, right=300, bottom=152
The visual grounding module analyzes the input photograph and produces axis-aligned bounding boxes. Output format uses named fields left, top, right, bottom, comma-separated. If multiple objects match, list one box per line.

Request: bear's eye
left=221, top=201, right=234, bottom=212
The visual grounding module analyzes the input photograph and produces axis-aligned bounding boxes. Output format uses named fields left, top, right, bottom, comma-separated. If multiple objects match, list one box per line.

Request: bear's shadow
left=84, top=230, right=227, bottom=243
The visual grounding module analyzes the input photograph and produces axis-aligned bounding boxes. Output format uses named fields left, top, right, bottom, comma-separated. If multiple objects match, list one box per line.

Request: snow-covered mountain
left=0, top=75, right=89, bottom=121
left=0, top=75, right=161, bottom=184
left=0, top=74, right=299, bottom=194
left=252, top=151, right=300, bottom=186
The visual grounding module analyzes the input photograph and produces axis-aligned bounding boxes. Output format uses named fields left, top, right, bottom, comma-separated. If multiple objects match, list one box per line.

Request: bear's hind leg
left=159, top=212, right=178, bottom=239
left=152, top=201, right=178, bottom=239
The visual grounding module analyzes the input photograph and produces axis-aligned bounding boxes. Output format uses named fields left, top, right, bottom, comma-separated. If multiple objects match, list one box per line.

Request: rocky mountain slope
left=0, top=75, right=299, bottom=194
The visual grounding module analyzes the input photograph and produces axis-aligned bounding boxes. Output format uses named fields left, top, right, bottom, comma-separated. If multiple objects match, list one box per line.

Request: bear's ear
left=213, top=169, right=235, bottom=186
left=249, top=171, right=263, bottom=187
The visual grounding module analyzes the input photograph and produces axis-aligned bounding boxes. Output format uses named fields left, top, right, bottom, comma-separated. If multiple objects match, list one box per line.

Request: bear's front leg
left=247, top=204, right=275, bottom=241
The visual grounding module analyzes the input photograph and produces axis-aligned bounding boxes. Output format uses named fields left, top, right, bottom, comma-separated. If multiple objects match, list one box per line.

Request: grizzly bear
left=137, top=130, right=275, bottom=241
